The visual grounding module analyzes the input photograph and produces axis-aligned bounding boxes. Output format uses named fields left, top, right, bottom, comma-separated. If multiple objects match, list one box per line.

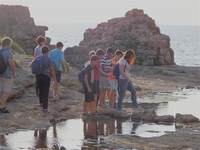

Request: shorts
left=56, top=71, right=62, bottom=82
left=93, top=80, right=100, bottom=94
left=0, top=77, right=13, bottom=93
left=99, top=75, right=109, bottom=89
left=108, top=80, right=118, bottom=90
left=83, top=83, right=94, bottom=102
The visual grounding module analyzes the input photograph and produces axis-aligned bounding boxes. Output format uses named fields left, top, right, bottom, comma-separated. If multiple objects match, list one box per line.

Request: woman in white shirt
left=117, top=49, right=141, bottom=112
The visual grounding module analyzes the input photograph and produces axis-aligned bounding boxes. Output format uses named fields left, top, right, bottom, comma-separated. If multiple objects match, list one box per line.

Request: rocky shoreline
left=0, top=52, right=199, bottom=149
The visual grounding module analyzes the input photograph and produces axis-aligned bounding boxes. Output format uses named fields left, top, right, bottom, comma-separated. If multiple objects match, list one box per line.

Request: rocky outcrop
left=64, top=9, right=175, bottom=68
left=0, top=5, right=51, bottom=54
left=175, top=113, right=199, bottom=123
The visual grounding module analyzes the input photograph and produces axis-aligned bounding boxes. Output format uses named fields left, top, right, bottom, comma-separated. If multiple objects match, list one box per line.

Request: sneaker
left=42, top=109, right=50, bottom=113
left=117, top=109, right=126, bottom=113
left=53, top=95, right=59, bottom=101
left=99, top=103, right=107, bottom=108
left=1, top=107, right=9, bottom=113
left=133, top=106, right=143, bottom=110
left=108, top=103, right=113, bottom=108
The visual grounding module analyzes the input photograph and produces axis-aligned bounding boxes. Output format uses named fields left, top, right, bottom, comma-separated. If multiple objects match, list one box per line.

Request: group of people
left=82, top=47, right=141, bottom=116
left=0, top=36, right=67, bottom=113
left=31, top=35, right=67, bottom=113
left=0, top=35, right=141, bottom=115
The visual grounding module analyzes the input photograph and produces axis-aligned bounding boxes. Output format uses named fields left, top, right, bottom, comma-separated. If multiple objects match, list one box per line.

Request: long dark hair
left=123, top=49, right=136, bottom=65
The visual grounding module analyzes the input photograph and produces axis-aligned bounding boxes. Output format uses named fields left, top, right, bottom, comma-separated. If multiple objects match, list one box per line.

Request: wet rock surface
left=175, top=113, right=200, bottom=123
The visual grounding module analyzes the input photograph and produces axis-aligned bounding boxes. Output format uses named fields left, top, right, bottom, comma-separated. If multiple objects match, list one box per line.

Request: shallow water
left=0, top=89, right=199, bottom=149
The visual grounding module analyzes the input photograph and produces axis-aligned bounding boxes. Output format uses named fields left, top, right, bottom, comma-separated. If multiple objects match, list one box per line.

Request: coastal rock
left=0, top=5, right=51, bottom=54
left=141, top=109, right=157, bottom=122
left=64, top=8, right=175, bottom=69
left=175, top=113, right=199, bottom=123
left=131, top=110, right=144, bottom=120
left=154, top=115, right=175, bottom=124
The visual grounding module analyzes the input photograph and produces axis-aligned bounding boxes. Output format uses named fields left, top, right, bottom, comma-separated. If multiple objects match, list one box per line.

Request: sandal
left=1, top=107, right=10, bottom=113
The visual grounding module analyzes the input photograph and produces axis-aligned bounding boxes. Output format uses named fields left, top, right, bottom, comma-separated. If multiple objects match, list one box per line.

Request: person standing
left=33, top=35, right=46, bottom=97
left=84, top=51, right=95, bottom=68
left=93, top=49, right=115, bottom=111
left=49, top=42, right=67, bottom=101
left=108, top=50, right=123, bottom=108
left=34, top=35, right=46, bottom=59
left=0, top=37, right=15, bottom=113
left=83, top=55, right=99, bottom=115
left=99, top=47, right=114, bottom=107
left=31, top=46, right=57, bottom=112
left=117, top=49, right=141, bottom=112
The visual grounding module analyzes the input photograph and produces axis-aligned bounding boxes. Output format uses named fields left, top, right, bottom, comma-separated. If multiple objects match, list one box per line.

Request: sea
left=36, top=21, right=200, bottom=67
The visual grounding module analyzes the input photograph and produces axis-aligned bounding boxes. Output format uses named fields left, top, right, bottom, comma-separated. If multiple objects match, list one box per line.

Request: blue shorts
left=56, top=71, right=62, bottom=82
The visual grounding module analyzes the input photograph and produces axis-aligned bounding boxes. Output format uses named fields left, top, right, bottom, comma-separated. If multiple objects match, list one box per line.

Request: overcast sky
left=0, top=0, right=199, bottom=26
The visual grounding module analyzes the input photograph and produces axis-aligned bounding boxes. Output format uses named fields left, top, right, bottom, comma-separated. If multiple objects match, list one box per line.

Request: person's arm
left=8, top=58, right=15, bottom=78
left=98, top=68, right=114, bottom=77
left=61, top=61, right=67, bottom=73
left=84, top=74, right=92, bottom=92
left=49, top=66, right=58, bottom=85
left=120, top=65, right=131, bottom=82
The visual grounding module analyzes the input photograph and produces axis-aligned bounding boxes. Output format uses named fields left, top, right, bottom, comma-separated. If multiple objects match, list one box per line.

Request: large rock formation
left=64, top=9, right=175, bottom=69
left=0, top=5, right=51, bottom=54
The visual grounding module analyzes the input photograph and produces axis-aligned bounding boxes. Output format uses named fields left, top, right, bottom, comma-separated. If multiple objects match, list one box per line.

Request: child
left=84, top=50, right=96, bottom=68
left=83, top=55, right=99, bottom=115
left=99, top=47, right=114, bottom=107
left=108, top=50, right=123, bottom=108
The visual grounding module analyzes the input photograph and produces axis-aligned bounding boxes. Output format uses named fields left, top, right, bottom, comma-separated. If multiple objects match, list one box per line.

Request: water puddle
left=0, top=88, right=199, bottom=149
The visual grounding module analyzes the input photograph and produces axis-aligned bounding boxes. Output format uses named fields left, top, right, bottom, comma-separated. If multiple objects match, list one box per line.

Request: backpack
left=0, top=49, right=7, bottom=74
left=31, top=56, right=47, bottom=75
left=113, top=63, right=120, bottom=79
left=113, top=62, right=126, bottom=79
left=78, top=68, right=85, bottom=83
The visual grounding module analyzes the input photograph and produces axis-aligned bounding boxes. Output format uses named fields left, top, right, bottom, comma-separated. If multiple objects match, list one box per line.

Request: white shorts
left=108, top=80, right=118, bottom=90
left=0, top=77, right=13, bottom=93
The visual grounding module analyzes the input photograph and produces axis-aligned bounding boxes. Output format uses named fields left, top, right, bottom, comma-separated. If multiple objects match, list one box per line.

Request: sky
left=0, top=0, right=199, bottom=26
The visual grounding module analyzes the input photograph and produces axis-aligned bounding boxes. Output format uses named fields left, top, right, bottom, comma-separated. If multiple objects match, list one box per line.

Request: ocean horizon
left=36, top=21, right=200, bottom=67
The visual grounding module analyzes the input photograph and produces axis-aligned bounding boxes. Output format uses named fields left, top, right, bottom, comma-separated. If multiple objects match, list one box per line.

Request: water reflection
left=0, top=118, right=176, bottom=149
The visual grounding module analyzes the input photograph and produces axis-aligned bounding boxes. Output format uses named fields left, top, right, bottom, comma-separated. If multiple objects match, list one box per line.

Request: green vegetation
left=152, top=68, right=169, bottom=76
left=11, top=42, right=26, bottom=54
left=65, top=61, right=70, bottom=71
left=0, top=36, right=26, bottom=54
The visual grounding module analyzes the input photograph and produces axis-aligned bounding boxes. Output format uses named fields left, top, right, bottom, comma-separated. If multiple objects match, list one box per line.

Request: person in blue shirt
left=49, top=42, right=67, bottom=101
left=0, top=37, right=16, bottom=113
left=31, top=46, right=57, bottom=113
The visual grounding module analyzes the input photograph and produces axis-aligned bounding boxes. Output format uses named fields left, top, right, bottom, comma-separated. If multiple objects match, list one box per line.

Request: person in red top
left=108, top=50, right=123, bottom=108
left=93, top=49, right=114, bottom=113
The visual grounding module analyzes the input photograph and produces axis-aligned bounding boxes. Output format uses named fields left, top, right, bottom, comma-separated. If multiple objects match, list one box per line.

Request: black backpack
left=0, top=49, right=8, bottom=74
left=113, top=63, right=120, bottom=79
